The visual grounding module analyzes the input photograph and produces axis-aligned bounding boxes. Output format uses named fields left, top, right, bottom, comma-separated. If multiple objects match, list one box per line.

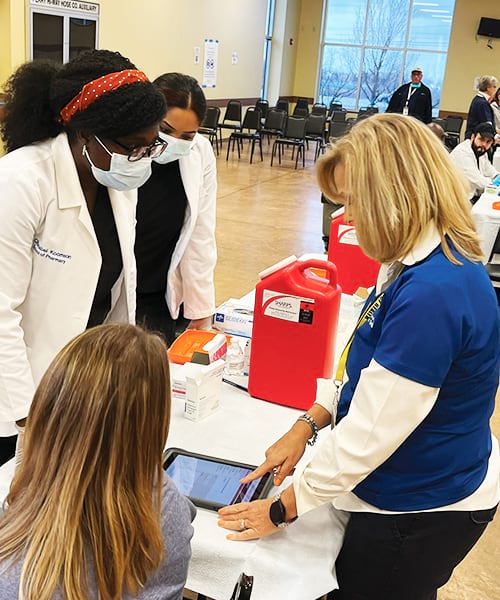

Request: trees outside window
left=318, top=0, right=456, bottom=114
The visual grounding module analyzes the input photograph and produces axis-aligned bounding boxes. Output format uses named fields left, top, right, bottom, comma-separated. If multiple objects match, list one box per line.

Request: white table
left=0, top=295, right=359, bottom=600
left=472, top=190, right=500, bottom=262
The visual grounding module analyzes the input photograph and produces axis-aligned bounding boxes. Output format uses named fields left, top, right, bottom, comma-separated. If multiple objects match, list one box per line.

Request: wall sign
left=30, top=0, right=99, bottom=15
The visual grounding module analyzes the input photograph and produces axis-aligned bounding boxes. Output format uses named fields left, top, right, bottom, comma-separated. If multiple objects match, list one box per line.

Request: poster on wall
left=203, top=39, right=219, bottom=88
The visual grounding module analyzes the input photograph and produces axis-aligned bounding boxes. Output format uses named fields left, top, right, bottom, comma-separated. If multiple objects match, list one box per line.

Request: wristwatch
left=269, top=493, right=296, bottom=528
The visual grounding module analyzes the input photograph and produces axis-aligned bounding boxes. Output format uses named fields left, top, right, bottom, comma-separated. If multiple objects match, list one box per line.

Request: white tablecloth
left=472, top=191, right=500, bottom=262
left=0, top=294, right=360, bottom=600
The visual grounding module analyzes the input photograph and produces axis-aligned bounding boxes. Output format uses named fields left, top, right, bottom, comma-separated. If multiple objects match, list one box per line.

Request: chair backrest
left=241, top=107, right=262, bottom=131
left=328, top=120, right=350, bottom=139
left=295, top=97, right=309, bottom=110
left=263, top=108, right=287, bottom=132
left=293, top=106, right=309, bottom=117
left=200, top=106, right=220, bottom=130
left=444, top=115, right=463, bottom=135
left=283, top=116, right=307, bottom=140
left=255, top=99, right=269, bottom=119
left=305, top=113, right=326, bottom=136
left=275, top=98, right=290, bottom=114
left=311, top=103, right=327, bottom=116
left=328, top=101, right=343, bottom=116
left=224, top=100, right=242, bottom=123
left=332, top=109, right=347, bottom=122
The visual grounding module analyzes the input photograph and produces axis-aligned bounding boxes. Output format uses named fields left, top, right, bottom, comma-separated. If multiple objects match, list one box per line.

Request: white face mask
left=84, top=136, right=152, bottom=191
left=153, top=131, right=195, bottom=164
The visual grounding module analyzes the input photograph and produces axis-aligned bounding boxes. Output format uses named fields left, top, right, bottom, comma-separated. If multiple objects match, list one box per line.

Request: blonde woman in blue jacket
left=136, top=73, right=217, bottom=344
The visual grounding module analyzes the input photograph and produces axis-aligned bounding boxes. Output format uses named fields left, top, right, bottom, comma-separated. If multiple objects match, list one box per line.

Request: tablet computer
left=163, top=447, right=273, bottom=511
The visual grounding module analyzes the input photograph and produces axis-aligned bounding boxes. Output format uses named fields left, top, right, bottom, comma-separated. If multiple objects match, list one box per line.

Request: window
left=261, top=0, right=276, bottom=100
left=318, top=0, right=456, bottom=115
left=30, top=0, right=99, bottom=63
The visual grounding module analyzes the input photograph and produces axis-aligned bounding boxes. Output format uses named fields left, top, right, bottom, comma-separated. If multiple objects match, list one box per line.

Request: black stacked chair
left=305, top=113, right=327, bottom=161
left=331, top=109, right=347, bottom=122
left=328, top=101, right=343, bottom=118
left=226, top=107, right=263, bottom=164
left=443, top=115, right=464, bottom=150
left=255, top=99, right=269, bottom=124
left=198, top=106, right=221, bottom=154
left=271, top=116, right=307, bottom=169
left=311, top=103, right=327, bottom=116
left=261, top=108, right=287, bottom=145
left=217, top=100, right=242, bottom=146
left=293, top=97, right=310, bottom=117
left=357, top=106, right=378, bottom=121
left=275, top=98, right=290, bottom=114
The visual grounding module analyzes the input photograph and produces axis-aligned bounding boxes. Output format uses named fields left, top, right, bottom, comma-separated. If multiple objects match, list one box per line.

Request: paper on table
left=243, top=503, right=349, bottom=600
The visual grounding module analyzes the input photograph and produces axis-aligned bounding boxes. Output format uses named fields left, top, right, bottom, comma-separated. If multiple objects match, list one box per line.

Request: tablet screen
left=163, top=448, right=273, bottom=510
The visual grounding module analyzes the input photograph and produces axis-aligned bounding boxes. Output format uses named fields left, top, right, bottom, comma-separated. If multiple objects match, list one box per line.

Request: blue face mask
left=84, top=136, right=152, bottom=191
left=153, top=132, right=195, bottom=164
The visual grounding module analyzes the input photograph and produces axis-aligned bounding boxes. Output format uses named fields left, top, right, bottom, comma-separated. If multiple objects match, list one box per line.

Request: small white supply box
left=213, top=297, right=254, bottom=338
left=171, top=359, right=225, bottom=421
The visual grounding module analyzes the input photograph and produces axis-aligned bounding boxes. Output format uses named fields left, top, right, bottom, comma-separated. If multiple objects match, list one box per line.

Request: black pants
left=0, top=435, right=17, bottom=467
left=328, top=507, right=497, bottom=600
left=136, top=294, right=190, bottom=346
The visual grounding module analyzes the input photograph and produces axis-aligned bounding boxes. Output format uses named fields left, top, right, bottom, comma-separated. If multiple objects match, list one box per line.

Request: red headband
left=59, top=69, right=149, bottom=124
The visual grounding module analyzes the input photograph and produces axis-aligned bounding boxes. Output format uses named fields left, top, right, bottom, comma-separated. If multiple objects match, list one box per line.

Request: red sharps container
left=328, top=210, right=380, bottom=295
left=248, top=256, right=341, bottom=410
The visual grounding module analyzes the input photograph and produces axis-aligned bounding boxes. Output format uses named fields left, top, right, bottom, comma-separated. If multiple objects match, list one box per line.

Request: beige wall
left=2, top=0, right=500, bottom=113
left=441, top=0, right=500, bottom=113
left=98, top=0, right=267, bottom=100
left=0, top=0, right=27, bottom=89
left=267, top=0, right=301, bottom=104
left=293, top=0, right=323, bottom=99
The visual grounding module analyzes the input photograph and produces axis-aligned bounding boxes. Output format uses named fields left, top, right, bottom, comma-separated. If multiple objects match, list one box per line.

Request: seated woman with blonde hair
left=0, top=323, right=195, bottom=600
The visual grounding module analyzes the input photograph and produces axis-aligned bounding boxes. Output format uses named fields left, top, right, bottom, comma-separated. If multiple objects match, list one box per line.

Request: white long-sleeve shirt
left=293, top=228, right=500, bottom=515
left=450, top=139, right=498, bottom=200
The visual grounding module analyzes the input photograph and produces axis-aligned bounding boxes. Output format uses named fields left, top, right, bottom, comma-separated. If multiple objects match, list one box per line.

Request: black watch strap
left=269, top=493, right=296, bottom=528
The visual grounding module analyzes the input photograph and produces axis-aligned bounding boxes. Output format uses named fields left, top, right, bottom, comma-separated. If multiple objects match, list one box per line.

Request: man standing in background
left=387, top=67, right=432, bottom=123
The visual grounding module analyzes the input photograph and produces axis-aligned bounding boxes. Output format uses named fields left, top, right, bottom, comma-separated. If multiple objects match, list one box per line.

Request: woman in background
left=136, top=72, right=217, bottom=344
left=465, top=75, right=498, bottom=138
left=0, top=50, right=166, bottom=465
left=219, top=114, right=499, bottom=600
left=0, top=323, right=195, bottom=600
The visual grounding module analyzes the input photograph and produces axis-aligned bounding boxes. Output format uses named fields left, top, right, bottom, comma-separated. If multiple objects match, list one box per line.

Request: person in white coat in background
left=136, top=72, right=217, bottom=344
left=0, top=49, right=167, bottom=466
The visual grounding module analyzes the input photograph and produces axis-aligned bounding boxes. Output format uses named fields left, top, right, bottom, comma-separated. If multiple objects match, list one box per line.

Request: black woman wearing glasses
left=0, top=50, right=166, bottom=466
left=136, top=73, right=217, bottom=344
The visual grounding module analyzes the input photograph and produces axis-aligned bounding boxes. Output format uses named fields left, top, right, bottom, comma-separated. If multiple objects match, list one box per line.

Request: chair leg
left=250, top=139, right=254, bottom=164
left=271, top=141, right=277, bottom=166
left=259, top=138, right=263, bottom=162
left=226, top=135, right=232, bottom=161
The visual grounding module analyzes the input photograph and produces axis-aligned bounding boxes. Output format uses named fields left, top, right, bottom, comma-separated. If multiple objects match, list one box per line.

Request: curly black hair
left=1, top=50, right=166, bottom=153
left=153, top=72, right=207, bottom=124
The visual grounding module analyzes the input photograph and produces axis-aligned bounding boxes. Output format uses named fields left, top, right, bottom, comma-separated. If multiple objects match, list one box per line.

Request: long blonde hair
left=317, top=113, right=483, bottom=264
left=0, top=323, right=171, bottom=600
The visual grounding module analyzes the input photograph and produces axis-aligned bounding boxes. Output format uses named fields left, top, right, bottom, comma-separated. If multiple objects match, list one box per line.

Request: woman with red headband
left=0, top=49, right=166, bottom=466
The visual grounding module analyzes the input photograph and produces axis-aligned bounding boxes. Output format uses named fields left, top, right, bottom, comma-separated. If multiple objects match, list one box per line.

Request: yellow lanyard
left=334, top=292, right=385, bottom=384
left=335, top=263, right=406, bottom=385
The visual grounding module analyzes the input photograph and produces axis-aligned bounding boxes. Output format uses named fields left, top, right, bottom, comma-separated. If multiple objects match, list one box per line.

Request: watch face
left=269, top=497, right=286, bottom=526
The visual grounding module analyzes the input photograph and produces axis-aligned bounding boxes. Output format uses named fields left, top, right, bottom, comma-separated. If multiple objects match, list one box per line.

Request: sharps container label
left=262, top=290, right=315, bottom=324
left=337, top=224, right=360, bottom=246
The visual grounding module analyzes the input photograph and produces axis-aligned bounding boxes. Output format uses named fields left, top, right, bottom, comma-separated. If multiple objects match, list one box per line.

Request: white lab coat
left=166, top=133, right=217, bottom=320
left=449, top=139, right=498, bottom=200
left=0, top=133, right=136, bottom=435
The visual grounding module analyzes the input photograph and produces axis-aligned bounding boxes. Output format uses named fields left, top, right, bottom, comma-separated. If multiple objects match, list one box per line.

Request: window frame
left=29, top=1, right=99, bottom=63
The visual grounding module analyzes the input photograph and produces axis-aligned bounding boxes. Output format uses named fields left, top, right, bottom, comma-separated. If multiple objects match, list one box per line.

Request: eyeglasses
left=106, top=137, right=168, bottom=161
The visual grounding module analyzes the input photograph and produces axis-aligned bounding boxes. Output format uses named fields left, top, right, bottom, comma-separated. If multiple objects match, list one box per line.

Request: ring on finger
left=272, top=467, right=279, bottom=476
left=240, top=518, right=246, bottom=530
